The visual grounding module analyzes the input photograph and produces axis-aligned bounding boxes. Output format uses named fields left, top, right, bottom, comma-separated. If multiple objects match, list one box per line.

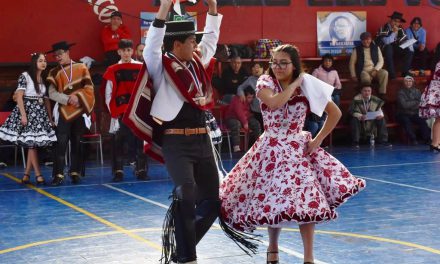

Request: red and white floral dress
left=419, top=62, right=440, bottom=118
left=220, top=74, right=366, bottom=232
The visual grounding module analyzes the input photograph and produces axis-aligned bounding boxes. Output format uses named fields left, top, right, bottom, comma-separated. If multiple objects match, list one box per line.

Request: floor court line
left=347, top=160, right=440, bottom=169
left=104, top=184, right=440, bottom=257
left=354, top=175, right=440, bottom=193
left=103, top=184, right=327, bottom=263
left=0, top=173, right=162, bottom=252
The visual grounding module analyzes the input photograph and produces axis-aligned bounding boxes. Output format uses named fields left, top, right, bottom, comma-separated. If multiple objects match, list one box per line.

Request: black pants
left=351, top=117, right=388, bottom=143
left=383, top=44, right=413, bottom=78
left=162, top=133, right=220, bottom=263
left=53, top=117, right=87, bottom=177
left=396, top=113, right=431, bottom=142
left=111, top=119, right=148, bottom=174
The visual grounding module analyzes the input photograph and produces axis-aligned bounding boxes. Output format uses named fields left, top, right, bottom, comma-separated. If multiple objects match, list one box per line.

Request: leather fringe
left=160, top=194, right=177, bottom=264
left=218, top=215, right=260, bottom=256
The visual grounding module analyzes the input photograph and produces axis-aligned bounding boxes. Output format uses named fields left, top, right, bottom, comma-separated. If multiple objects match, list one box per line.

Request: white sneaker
left=0, top=162, right=7, bottom=169
left=233, top=145, right=241, bottom=152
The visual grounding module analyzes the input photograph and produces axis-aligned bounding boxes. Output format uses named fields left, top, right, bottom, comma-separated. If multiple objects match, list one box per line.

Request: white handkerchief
left=300, top=74, right=334, bottom=117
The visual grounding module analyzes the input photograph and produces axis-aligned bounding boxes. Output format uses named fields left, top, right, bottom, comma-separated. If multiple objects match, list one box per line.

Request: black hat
left=360, top=32, right=372, bottom=40
left=46, top=41, right=76, bottom=53
left=165, top=20, right=205, bottom=41
left=388, top=11, right=406, bottom=23
left=111, top=11, right=122, bottom=19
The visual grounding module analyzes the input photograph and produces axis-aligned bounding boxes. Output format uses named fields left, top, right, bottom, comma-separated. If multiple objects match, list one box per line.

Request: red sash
left=123, top=55, right=217, bottom=163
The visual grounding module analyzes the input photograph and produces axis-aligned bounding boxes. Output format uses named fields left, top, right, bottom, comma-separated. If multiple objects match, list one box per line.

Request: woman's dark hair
left=321, top=53, right=334, bottom=63
left=410, top=17, right=422, bottom=27
left=268, top=44, right=302, bottom=83
left=243, top=86, right=256, bottom=96
left=28, top=52, right=47, bottom=94
left=163, top=35, right=193, bottom=52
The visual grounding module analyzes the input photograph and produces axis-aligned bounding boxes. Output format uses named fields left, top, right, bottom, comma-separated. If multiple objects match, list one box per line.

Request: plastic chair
left=0, top=111, right=26, bottom=168
left=80, top=112, right=104, bottom=165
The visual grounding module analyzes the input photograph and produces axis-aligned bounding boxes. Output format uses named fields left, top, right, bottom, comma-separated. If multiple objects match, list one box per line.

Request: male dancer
left=125, top=0, right=222, bottom=263
left=47, top=41, right=95, bottom=185
left=102, top=39, right=149, bottom=182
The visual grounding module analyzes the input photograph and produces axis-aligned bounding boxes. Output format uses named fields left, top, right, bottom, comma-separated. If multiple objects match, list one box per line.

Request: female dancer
left=420, top=60, right=440, bottom=152
left=0, top=53, right=57, bottom=184
left=220, top=44, right=366, bottom=264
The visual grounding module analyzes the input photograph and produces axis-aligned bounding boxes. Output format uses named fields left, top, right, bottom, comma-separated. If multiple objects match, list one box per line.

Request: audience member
left=225, top=87, right=261, bottom=152
left=350, top=85, right=391, bottom=148
left=420, top=61, right=440, bottom=152
left=405, top=17, right=428, bottom=75
left=219, top=55, right=248, bottom=103
left=396, top=75, right=431, bottom=145
left=313, top=53, right=342, bottom=106
left=350, top=32, right=388, bottom=97
left=102, top=39, right=149, bottom=182
left=101, top=11, right=132, bottom=66
left=134, top=43, right=145, bottom=62
left=47, top=41, right=95, bottom=186
left=236, top=61, right=264, bottom=127
left=376, top=11, right=412, bottom=79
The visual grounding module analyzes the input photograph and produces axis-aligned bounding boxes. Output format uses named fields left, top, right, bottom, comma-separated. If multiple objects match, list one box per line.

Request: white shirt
left=143, top=14, right=223, bottom=122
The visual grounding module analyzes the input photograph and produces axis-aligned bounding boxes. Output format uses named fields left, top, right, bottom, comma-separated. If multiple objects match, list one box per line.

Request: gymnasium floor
left=1, top=145, right=440, bottom=264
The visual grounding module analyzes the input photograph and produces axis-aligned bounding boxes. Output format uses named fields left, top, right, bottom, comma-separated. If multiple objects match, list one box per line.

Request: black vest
left=355, top=44, right=379, bottom=78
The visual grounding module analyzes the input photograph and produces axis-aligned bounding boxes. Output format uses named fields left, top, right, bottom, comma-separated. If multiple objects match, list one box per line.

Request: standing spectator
left=420, top=61, right=440, bottom=152
left=405, top=17, right=428, bottom=75
left=396, top=75, right=431, bottom=145
left=350, top=32, right=388, bottom=97
left=102, top=39, right=149, bottom=182
left=236, top=61, right=264, bottom=127
left=101, top=11, right=132, bottom=66
left=313, top=54, right=342, bottom=105
left=0, top=53, right=56, bottom=184
left=219, top=55, right=248, bottom=103
left=376, top=11, right=412, bottom=79
left=350, top=85, right=391, bottom=148
left=134, top=43, right=145, bottom=63
left=225, top=87, right=261, bottom=152
left=47, top=41, right=95, bottom=186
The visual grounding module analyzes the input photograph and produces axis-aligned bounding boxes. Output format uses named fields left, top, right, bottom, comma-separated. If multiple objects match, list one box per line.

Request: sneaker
left=112, top=170, right=124, bottom=182
left=233, top=145, right=241, bottom=152
left=44, top=161, right=54, bottom=166
left=70, top=172, right=81, bottom=184
left=0, top=162, right=7, bottom=169
left=352, top=142, right=360, bottom=149
left=378, top=141, right=392, bottom=147
left=135, top=170, right=150, bottom=181
left=51, top=175, right=64, bottom=186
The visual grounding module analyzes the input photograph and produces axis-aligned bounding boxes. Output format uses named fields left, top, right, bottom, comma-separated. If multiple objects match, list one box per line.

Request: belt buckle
left=184, top=128, right=191, bottom=136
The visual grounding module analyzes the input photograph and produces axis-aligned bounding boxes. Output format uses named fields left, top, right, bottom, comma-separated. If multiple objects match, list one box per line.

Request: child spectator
left=225, top=87, right=261, bottom=152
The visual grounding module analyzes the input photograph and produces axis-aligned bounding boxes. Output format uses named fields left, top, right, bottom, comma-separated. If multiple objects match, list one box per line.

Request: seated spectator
left=405, top=17, right=428, bottom=75
left=219, top=55, right=248, bottom=103
left=396, top=75, right=431, bottom=145
left=237, top=61, right=264, bottom=127
left=101, top=11, right=132, bottom=66
left=225, top=87, right=261, bottom=152
left=350, top=85, right=392, bottom=148
left=376, top=11, right=412, bottom=79
left=312, top=53, right=342, bottom=106
left=350, top=32, right=388, bottom=97
left=134, top=43, right=145, bottom=63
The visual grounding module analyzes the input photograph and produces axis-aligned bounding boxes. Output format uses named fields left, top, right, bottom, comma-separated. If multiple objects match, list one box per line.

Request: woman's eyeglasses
left=269, top=61, right=292, bottom=69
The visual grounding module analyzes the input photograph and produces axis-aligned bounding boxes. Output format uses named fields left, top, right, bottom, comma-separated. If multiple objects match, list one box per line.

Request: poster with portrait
left=140, top=12, right=197, bottom=44
left=317, top=11, right=366, bottom=56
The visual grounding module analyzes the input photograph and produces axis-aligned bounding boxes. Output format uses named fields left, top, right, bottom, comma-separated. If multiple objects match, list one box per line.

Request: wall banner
left=317, top=11, right=366, bottom=56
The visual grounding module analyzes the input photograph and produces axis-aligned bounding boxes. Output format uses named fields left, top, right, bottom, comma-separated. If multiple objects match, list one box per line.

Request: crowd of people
left=0, top=3, right=439, bottom=264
